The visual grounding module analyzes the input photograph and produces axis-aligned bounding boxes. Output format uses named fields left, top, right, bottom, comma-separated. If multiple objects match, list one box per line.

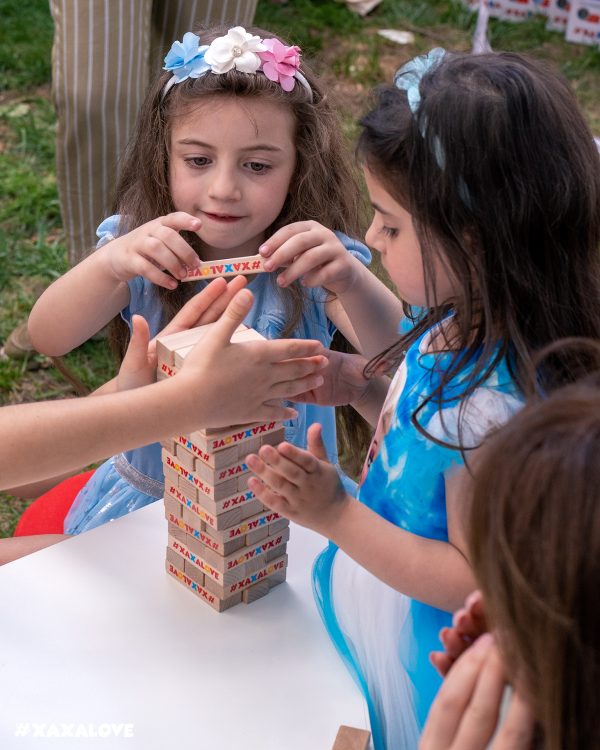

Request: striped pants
left=49, top=0, right=259, bottom=266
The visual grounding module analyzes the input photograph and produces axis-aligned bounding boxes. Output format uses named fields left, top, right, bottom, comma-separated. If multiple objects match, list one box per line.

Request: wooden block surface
left=181, top=254, right=266, bottom=281
left=166, top=560, right=242, bottom=612
left=331, top=726, right=371, bottom=750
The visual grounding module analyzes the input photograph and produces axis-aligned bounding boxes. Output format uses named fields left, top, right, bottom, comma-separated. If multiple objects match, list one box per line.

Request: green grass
left=0, top=0, right=599, bottom=536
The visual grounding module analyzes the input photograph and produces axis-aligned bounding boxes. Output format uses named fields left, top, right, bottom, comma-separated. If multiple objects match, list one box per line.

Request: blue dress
left=64, top=215, right=370, bottom=534
left=312, top=319, right=523, bottom=749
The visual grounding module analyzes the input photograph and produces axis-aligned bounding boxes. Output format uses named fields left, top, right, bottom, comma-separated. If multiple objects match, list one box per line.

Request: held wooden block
left=331, top=726, right=372, bottom=750
left=166, top=560, right=242, bottom=612
left=181, top=254, right=266, bottom=281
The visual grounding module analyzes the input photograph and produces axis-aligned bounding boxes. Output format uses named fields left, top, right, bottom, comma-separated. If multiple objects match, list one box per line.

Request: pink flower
left=259, top=39, right=301, bottom=92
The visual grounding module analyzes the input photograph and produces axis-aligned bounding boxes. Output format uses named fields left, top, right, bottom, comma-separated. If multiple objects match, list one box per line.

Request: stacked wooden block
left=156, top=324, right=289, bottom=612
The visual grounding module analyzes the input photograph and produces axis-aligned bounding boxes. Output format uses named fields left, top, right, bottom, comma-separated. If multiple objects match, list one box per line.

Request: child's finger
left=161, top=211, right=203, bottom=235
left=247, top=475, right=291, bottom=516
left=135, top=258, right=180, bottom=290
left=307, top=423, right=329, bottom=462
left=430, top=650, right=454, bottom=678
left=276, top=248, right=327, bottom=287
left=161, top=278, right=229, bottom=334
left=277, top=441, right=321, bottom=473
left=259, top=221, right=312, bottom=258
left=150, top=224, right=201, bottom=270
left=122, top=315, right=151, bottom=371
left=421, top=634, right=494, bottom=749
left=255, top=444, right=305, bottom=486
left=448, top=643, right=507, bottom=750
left=490, top=691, right=535, bottom=750
left=201, top=289, right=255, bottom=350
left=246, top=452, right=298, bottom=498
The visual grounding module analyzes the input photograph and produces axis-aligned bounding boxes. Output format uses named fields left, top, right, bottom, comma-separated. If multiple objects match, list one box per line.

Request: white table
left=0, top=503, right=369, bottom=749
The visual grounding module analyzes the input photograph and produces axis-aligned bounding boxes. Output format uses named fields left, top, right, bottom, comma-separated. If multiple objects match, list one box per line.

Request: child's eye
left=246, top=161, right=271, bottom=174
left=185, top=156, right=211, bottom=168
left=381, top=226, right=398, bottom=239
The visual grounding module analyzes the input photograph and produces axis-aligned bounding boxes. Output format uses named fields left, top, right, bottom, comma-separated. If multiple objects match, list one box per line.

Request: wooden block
left=268, top=568, right=287, bottom=588
left=244, top=526, right=269, bottom=546
left=260, top=427, right=286, bottom=447
left=168, top=528, right=290, bottom=585
left=207, top=508, right=283, bottom=543
left=163, top=494, right=182, bottom=519
left=331, top=726, right=371, bottom=750
left=160, top=438, right=176, bottom=453
left=190, top=420, right=282, bottom=454
left=166, top=545, right=183, bottom=570
left=183, top=558, right=205, bottom=587
left=157, top=324, right=245, bottom=366
left=175, top=434, right=238, bottom=469
left=181, top=254, right=266, bottom=281
left=192, top=454, right=250, bottom=487
left=157, top=361, right=177, bottom=378
left=268, top=518, right=289, bottom=535
left=203, top=554, right=288, bottom=599
left=241, top=579, right=270, bottom=604
left=173, top=443, right=195, bottom=472
left=166, top=560, right=242, bottom=612
left=165, top=482, right=246, bottom=531
left=164, top=447, right=249, bottom=501
left=186, top=523, right=246, bottom=557
left=167, top=519, right=187, bottom=544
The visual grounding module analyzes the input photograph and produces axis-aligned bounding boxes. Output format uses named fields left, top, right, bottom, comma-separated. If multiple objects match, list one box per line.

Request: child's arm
left=247, top=424, right=476, bottom=613
left=28, top=212, right=204, bottom=356
left=0, top=289, right=327, bottom=491
left=260, top=222, right=404, bottom=357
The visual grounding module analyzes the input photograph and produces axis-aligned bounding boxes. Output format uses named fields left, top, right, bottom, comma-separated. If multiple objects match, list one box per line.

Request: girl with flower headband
left=27, top=25, right=382, bottom=534
left=243, top=50, right=600, bottom=747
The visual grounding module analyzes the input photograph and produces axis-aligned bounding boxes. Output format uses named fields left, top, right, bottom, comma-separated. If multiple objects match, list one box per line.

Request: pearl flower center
left=232, top=46, right=242, bottom=57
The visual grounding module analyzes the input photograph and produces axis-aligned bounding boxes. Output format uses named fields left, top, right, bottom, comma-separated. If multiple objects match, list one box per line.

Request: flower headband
left=162, top=28, right=313, bottom=100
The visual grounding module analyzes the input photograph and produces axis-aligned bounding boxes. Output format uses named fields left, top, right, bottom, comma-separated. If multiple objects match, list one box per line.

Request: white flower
left=204, top=27, right=265, bottom=74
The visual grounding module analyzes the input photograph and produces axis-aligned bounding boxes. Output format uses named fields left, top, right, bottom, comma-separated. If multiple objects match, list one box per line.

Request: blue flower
left=163, top=32, right=210, bottom=83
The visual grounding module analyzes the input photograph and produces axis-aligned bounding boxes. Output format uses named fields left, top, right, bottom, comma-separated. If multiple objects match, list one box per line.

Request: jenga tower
left=156, top=324, right=289, bottom=611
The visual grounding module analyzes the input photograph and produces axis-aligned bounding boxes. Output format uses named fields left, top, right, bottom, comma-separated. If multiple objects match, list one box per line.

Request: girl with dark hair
left=27, top=26, right=374, bottom=534
left=245, top=50, right=600, bottom=748
left=423, top=366, right=600, bottom=750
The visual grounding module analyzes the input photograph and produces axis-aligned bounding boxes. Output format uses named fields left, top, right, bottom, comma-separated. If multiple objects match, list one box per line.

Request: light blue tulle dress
left=64, top=216, right=370, bottom=534
left=312, top=318, right=523, bottom=749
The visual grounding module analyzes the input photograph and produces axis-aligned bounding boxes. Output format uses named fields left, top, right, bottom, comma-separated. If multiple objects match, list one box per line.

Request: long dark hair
left=109, top=24, right=365, bottom=357
left=469, top=346, right=600, bottom=749
left=358, top=52, right=600, bottom=447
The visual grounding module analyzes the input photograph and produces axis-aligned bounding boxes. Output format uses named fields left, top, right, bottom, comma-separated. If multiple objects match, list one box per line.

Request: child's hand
left=246, top=423, right=350, bottom=536
left=431, top=591, right=489, bottom=677
left=421, top=635, right=535, bottom=750
left=178, top=290, right=329, bottom=427
left=117, top=277, right=247, bottom=391
left=104, top=212, right=202, bottom=289
left=293, top=350, right=370, bottom=407
left=259, top=221, right=361, bottom=294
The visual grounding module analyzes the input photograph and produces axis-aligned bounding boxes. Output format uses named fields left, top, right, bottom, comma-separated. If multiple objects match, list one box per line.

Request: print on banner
left=566, top=0, right=600, bottom=43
